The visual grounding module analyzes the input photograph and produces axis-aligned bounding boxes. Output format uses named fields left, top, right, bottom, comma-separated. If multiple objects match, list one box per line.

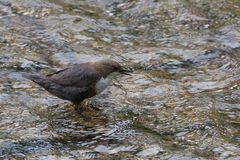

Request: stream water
left=0, top=0, right=240, bottom=159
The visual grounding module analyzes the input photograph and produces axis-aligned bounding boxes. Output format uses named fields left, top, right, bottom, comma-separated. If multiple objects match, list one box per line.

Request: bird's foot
left=86, top=103, right=101, bottom=111
left=84, top=100, right=101, bottom=111
left=75, top=105, right=100, bottom=114
left=74, top=106, right=100, bottom=114
left=73, top=99, right=102, bottom=115
left=74, top=103, right=102, bottom=121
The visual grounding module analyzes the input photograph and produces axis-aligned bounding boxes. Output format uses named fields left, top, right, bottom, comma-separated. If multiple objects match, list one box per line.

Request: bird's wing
left=48, top=63, right=101, bottom=88
left=47, top=68, right=69, bottom=76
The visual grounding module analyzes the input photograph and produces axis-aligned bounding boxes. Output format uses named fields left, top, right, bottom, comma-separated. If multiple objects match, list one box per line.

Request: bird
left=22, top=59, right=131, bottom=111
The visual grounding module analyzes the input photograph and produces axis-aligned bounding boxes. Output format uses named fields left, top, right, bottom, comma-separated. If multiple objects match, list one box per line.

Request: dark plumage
left=23, top=60, right=130, bottom=105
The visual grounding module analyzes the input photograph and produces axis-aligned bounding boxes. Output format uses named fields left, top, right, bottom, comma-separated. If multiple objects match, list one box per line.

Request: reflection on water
left=0, top=0, right=240, bottom=159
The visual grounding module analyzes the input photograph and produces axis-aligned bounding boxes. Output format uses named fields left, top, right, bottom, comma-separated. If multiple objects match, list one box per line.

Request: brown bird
left=23, top=59, right=130, bottom=110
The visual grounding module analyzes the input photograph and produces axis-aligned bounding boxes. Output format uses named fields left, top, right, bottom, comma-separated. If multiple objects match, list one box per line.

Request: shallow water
left=0, top=0, right=240, bottom=159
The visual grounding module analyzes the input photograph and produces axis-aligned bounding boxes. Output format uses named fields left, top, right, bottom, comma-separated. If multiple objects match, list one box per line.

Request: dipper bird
left=23, top=59, right=130, bottom=110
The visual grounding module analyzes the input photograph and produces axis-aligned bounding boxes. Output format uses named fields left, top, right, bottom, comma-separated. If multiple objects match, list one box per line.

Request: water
left=0, top=0, right=240, bottom=159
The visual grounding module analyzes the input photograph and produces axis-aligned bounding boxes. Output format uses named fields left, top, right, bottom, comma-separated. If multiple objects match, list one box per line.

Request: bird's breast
left=95, top=77, right=112, bottom=94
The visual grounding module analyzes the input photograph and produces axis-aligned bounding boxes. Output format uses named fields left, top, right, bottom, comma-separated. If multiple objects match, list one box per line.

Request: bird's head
left=94, top=59, right=131, bottom=78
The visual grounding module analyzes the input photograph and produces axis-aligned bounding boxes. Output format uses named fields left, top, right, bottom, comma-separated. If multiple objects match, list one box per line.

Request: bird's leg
left=73, top=102, right=92, bottom=120
left=74, top=102, right=85, bottom=113
left=85, top=99, right=100, bottom=111
left=74, top=99, right=100, bottom=113
left=74, top=100, right=99, bottom=114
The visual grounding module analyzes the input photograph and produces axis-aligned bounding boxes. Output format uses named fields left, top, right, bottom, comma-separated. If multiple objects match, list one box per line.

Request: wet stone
left=74, top=34, right=94, bottom=41
left=20, top=59, right=49, bottom=70
left=212, top=147, right=224, bottom=155
left=70, top=150, right=96, bottom=159
left=37, top=155, right=75, bottom=160
left=136, top=144, right=164, bottom=158
left=51, top=52, right=107, bottom=65
left=220, top=151, right=236, bottom=159
left=94, top=145, right=136, bottom=154
left=175, top=131, right=189, bottom=137
left=235, top=137, right=240, bottom=143
left=167, top=154, right=207, bottom=160
left=11, top=152, right=26, bottom=159
left=12, top=83, right=32, bottom=89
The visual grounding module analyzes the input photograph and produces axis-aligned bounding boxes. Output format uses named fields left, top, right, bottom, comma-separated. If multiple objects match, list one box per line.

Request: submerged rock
left=136, top=144, right=164, bottom=158
left=12, top=83, right=32, bottom=89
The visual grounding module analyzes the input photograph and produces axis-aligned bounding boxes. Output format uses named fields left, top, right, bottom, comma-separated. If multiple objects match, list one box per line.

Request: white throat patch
left=95, top=72, right=119, bottom=94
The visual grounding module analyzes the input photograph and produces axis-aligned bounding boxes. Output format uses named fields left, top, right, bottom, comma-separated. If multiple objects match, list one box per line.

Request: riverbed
left=0, top=0, right=240, bottom=159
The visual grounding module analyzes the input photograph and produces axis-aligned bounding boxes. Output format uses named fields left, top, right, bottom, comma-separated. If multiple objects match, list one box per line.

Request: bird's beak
left=119, top=69, right=132, bottom=75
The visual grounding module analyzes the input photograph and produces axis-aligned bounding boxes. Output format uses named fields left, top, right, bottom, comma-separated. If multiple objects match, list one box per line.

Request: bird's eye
left=112, top=66, right=118, bottom=70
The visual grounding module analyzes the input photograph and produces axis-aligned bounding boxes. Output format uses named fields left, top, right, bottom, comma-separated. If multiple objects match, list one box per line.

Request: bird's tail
left=22, top=73, right=52, bottom=89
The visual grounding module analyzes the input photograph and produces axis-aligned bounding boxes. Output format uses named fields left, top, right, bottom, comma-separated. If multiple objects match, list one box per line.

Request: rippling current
left=0, top=0, right=240, bottom=159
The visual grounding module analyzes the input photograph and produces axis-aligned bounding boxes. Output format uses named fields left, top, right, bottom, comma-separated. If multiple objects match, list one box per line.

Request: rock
left=220, top=151, right=235, bottom=160
left=212, top=147, right=224, bottom=155
left=51, top=52, right=108, bottom=65
left=37, top=155, right=74, bottom=160
left=12, top=83, right=32, bottom=89
left=136, top=144, right=164, bottom=158
left=12, top=153, right=26, bottom=159
left=175, top=131, right=189, bottom=137
left=167, top=154, right=207, bottom=160
left=94, top=145, right=136, bottom=154
left=225, top=156, right=240, bottom=160
left=70, top=150, right=96, bottom=159
left=74, top=35, right=94, bottom=41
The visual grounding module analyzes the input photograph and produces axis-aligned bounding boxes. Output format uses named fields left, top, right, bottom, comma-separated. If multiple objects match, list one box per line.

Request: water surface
left=0, top=0, right=240, bottom=159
